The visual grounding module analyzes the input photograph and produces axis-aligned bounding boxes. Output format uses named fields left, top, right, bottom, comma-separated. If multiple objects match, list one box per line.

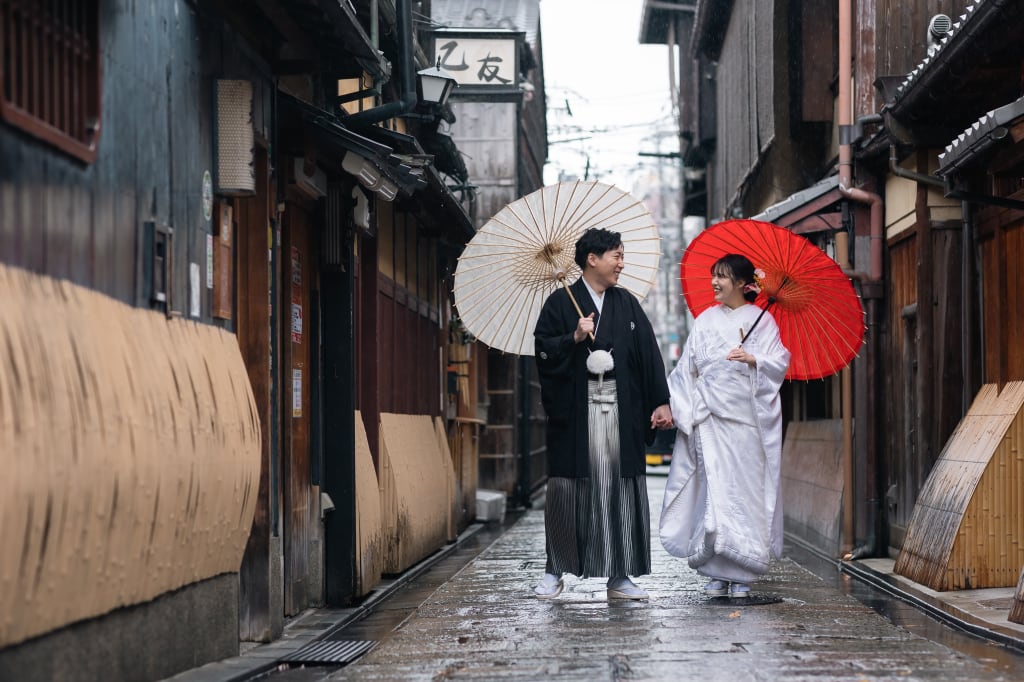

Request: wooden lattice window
left=0, top=0, right=101, bottom=163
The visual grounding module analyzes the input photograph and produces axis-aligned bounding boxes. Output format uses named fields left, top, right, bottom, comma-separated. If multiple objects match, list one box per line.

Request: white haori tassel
left=586, top=349, right=615, bottom=389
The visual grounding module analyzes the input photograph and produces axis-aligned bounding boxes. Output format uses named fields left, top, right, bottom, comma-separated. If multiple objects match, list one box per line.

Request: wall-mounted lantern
left=416, top=60, right=458, bottom=109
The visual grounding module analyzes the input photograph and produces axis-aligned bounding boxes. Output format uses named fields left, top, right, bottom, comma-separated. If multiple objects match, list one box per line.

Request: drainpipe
left=838, top=0, right=883, bottom=561
left=346, top=0, right=417, bottom=126
left=961, top=201, right=973, bottom=413
left=890, top=143, right=1024, bottom=210
left=370, top=0, right=378, bottom=50
left=888, top=144, right=944, bottom=188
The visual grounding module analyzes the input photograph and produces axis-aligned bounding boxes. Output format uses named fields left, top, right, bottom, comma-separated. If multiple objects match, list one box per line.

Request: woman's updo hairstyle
left=712, top=253, right=759, bottom=303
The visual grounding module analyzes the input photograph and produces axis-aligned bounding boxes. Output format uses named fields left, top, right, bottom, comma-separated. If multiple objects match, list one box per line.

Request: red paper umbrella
left=680, top=219, right=865, bottom=380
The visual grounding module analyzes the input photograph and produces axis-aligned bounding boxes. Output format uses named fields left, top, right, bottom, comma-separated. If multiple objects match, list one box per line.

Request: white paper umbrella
left=453, top=181, right=661, bottom=355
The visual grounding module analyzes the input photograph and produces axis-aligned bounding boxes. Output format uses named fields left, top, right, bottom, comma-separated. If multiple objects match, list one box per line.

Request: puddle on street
left=787, top=542, right=1024, bottom=675
left=255, top=499, right=1024, bottom=679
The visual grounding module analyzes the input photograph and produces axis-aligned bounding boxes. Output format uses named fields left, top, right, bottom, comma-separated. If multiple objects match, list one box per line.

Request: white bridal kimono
left=659, top=303, right=791, bottom=583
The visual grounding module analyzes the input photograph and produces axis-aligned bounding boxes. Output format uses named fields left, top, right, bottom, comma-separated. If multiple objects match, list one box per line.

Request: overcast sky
left=540, top=0, right=676, bottom=186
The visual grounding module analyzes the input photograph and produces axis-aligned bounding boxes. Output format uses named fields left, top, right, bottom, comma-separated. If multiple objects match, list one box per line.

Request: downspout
left=961, top=201, right=973, bottom=413
left=890, top=143, right=1024, bottom=210
left=888, top=144, right=943, bottom=188
left=370, top=0, right=379, bottom=50
left=346, top=0, right=417, bottom=126
left=838, top=0, right=883, bottom=560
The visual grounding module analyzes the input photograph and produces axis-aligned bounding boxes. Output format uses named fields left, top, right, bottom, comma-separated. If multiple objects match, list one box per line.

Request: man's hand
left=651, top=404, right=673, bottom=429
left=573, top=313, right=595, bottom=343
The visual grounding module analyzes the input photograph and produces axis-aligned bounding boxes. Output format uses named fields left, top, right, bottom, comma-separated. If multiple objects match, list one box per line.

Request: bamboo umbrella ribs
left=453, top=181, right=662, bottom=356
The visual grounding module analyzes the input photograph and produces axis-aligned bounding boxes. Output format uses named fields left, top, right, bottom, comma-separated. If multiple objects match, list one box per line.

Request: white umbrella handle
left=557, top=273, right=596, bottom=343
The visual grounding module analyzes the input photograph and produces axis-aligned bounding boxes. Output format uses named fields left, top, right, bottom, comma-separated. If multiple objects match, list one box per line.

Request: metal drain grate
left=280, top=639, right=376, bottom=664
left=704, top=594, right=784, bottom=606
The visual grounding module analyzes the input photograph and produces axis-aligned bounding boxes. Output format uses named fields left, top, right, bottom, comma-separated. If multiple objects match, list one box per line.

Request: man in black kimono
left=533, top=228, right=673, bottom=600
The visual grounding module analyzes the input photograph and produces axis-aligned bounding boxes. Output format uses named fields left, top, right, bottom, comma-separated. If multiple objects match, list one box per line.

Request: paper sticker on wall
left=202, top=170, right=214, bottom=222
left=206, top=234, right=214, bottom=289
left=292, top=369, right=302, bottom=417
left=190, top=262, right=201, bottom=318
left=291, top=246, right=302, bottom=286
left=291, top=303, right=302, bottom=343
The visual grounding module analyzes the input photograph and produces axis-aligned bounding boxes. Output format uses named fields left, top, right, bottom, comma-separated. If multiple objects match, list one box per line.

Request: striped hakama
left=544, top=378, right=652, bottom=578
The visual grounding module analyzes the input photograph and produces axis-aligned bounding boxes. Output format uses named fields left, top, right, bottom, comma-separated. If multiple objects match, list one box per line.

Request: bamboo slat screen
left=894, top=382, right=1024, bottom=590
left=0, top=264, right=261, bottom=647
left=434, top=416, right=460, bottom=542
left=1011, top=567, right=1024, bottom=624
left=377, top=414, right=454, bottom=574
left=354, top=410, right=383, bottom=597
left=0, top=0, right=101, bottom=162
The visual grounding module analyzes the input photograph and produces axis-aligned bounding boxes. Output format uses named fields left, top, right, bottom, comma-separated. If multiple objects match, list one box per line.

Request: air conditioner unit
left=215, top=79, right=256, bottom=195
left=291, top=157, right=327, bottom=199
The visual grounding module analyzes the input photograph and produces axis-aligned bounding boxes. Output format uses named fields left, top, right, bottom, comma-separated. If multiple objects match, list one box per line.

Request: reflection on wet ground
left=791, top=542, right=1024, bottom=676
left=256, top=475, right=1024, bottom=680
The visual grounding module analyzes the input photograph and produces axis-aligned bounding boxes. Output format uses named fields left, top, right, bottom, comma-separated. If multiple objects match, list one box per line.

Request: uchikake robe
left=534, top=278, right=670, bottom=479
left=659, top=303, right=791, bottom=583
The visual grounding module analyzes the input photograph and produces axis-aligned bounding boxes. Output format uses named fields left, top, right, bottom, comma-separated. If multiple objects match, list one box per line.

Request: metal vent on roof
left=279, top=639, right=376, bottom=665
left=928, top=14, right=952, bottom=43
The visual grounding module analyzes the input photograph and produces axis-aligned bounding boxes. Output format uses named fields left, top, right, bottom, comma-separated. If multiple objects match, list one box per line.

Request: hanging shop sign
left=428, top=29, right=522, bottom=99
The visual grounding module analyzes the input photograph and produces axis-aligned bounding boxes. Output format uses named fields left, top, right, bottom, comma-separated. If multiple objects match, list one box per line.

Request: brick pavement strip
left=328, top=485, right=1020, bottom=681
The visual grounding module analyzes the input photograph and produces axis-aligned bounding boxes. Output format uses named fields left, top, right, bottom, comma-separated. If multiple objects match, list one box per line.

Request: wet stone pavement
left=321, top=477, right=1023, bottom=681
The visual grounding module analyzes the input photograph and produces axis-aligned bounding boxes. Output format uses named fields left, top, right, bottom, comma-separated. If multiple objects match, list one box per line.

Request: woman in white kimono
left=659, top=254, right=790, bottom=598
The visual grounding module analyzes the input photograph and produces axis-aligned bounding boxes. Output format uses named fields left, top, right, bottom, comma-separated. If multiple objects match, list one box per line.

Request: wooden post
left=236, top=146, right=281, bottom=641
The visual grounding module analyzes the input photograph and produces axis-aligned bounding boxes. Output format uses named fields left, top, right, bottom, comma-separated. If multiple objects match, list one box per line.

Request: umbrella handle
left=740, top=298, right=775, bottom=345
left=739, top=276, right=789, bottom=345
left=558, top=276, right=596, bottom=342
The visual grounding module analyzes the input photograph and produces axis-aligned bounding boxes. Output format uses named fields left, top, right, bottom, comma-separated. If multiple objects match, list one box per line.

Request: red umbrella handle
left=739, top=276, right=789, bottom=345
left=740, top=301, right=775, bottom=345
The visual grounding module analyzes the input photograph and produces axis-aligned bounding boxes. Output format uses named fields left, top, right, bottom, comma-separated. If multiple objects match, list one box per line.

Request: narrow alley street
left=231, top=475, right=1024, bottom=682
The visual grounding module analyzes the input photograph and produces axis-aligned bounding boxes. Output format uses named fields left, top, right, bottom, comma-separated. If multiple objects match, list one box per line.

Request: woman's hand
left=573, top=313, right=595, bottom=343
left=651, top=404, right=674, bottom=429
left=726, top=346, right=757, bottom=367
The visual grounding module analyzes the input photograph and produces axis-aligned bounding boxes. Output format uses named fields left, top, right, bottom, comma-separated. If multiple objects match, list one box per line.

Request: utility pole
left=638, top=144, right=684, bottom=367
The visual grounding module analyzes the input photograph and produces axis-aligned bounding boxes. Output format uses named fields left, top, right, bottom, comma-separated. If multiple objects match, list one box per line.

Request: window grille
left=0, top=0, right=101, bottom=163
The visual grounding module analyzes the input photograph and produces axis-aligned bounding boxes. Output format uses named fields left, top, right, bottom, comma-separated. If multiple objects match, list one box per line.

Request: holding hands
left=650, top=404, right=674, bottom=429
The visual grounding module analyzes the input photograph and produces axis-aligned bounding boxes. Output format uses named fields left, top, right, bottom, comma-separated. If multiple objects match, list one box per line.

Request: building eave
left=937, top=95, right=1024, bottom=177
left=279, top=93, right=428, bottom=197
left=639, top=0, right=696, bottom=45
left=884, top=0, right=1024, bottom=146
left=691, top=0, right=734, bottom=60
left=359, top=127, right=475, bottom=243
left=751, top=176, right=843, bottom=234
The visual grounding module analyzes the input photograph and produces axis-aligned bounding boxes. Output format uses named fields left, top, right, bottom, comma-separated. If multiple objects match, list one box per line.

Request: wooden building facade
left=0, top=3, right=273, bottom=677
left=0, top=0, right=482, bottom=679
left=642, top=0, right=1024, bottom=605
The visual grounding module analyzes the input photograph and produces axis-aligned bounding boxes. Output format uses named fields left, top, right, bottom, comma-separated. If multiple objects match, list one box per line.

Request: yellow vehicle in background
left=645, top=427, right=676, bottom=467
